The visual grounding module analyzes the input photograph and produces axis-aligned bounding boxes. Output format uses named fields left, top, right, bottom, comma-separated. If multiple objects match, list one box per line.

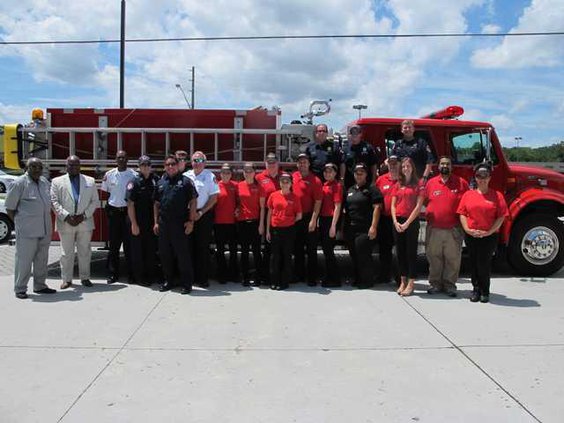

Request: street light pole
left=352, top=104, right=367, bottom=119
left=175, top=84, right=191, bottom=108
left=514, top=136, right=522, bottom=148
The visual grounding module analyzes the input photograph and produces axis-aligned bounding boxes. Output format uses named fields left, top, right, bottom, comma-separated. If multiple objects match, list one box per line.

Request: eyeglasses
left=165, top=163, right=177, bottom=167
left=192, top=158, right=205, bottom=164
left=316, top=130, right=328, bottom=133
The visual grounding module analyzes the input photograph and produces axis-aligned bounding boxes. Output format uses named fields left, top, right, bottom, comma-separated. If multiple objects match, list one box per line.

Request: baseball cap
left=266, top=152, right=278, bottom=163
left=297, top=153, right=309, bottom=161
left=353, top=163, right=368, bottom=173
left=280, top=172, right=292, bottom=181
left=388, top=155, right=399, bottom=162
left=220, top=163, right=232, bottom=172
left=138, top=155, right=151, bottom=165
left=349, top=125, right=362, bottom=135
left=324, top=163, right=338, bottom=172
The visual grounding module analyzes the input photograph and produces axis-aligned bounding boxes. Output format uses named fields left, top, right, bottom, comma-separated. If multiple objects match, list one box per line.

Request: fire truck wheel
left=508, top=213, right=564, bottom=277
left=0, top=214, right=14, bottom=244
left=0, top=182, right=6, bottom=193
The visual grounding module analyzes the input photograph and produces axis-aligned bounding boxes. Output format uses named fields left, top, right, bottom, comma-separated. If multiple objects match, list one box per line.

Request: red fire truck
left=1, top=103, right=563, bottom=276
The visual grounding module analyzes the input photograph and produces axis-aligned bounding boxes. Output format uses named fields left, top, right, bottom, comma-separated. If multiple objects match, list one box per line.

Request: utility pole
left=119, top=0, right=126, bottom=108
left=190, top=66, right=195, bottom=109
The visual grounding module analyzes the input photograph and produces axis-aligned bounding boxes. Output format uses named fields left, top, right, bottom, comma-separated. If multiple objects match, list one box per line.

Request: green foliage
left=503, top=141, right=564, bottom=162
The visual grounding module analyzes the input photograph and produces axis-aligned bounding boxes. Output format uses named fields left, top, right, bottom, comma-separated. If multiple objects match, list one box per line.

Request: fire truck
left=1, top=103, right=563, bottom=277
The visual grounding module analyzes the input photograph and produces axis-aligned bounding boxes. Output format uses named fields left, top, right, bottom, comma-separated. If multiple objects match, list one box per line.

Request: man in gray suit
left=5, top=158, right=56, bottom=299
left=51, top=155, right=99, bottom=289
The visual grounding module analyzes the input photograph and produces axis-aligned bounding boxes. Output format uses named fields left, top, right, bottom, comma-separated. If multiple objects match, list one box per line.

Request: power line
left=1, top=31, right=564, bottom=46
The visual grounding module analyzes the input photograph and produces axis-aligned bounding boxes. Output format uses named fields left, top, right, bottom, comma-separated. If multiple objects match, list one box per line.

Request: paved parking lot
left=0, top=243, right=563, bottom=422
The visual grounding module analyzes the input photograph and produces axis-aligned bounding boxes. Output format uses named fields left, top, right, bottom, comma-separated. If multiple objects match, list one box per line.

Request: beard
left=439, top=167, right=451, bottom=175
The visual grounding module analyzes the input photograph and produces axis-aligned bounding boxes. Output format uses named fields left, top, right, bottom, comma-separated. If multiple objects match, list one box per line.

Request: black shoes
left=198, top=281, right=210, bottom=288
left=445, top=289, right=457, bottom=298
left=107, top=275, right=118, bottom=284
left=81, top=279, right=93, bottom=287
left=33, top=287, right=56, bottom=294
left=16, top=292, right=28, bottom=299
left=480, top=295, right=490, bottom=303
left=181, top=287, right=192, bottom=295
left=242, top=279, right=251, bottom=287
left=159, top=282, right=173, bottom=292
left=470, top=291, right=480, bottom=302
left=427, top=287, right=442, bottom=295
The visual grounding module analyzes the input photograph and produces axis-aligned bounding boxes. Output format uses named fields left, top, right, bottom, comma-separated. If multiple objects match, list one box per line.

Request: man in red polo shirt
left=292, top=153, right=323, bottom=286
left=423, top=156, right=469, bottom=296
left=256, top=152, right=282, bottom=284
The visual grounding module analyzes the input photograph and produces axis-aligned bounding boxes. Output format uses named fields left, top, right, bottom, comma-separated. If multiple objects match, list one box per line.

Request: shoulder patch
left=127, top=182, right=134, bottom=190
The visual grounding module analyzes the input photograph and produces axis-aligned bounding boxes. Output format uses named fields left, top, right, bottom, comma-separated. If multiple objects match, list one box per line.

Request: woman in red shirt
left=391, top=157, right=424, bottom=296
left=236, top=162, right=264, bottom=287
left=214, top=163, right=239, bottom=283
left=319, top=163, right=343, bottom=287
left=266, top=172, right=302, bottom=290
left=457, top=163, right=508, bottom=303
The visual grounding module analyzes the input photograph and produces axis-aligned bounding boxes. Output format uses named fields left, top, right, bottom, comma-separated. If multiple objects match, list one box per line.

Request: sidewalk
left=0, top=244, right=563, bottom=422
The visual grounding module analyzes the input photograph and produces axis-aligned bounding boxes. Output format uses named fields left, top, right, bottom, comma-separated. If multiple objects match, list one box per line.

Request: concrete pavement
left=0, top=244, right=563, bottom=422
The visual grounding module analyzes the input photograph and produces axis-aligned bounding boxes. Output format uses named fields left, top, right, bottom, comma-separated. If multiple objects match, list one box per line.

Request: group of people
left=5, top=119, right=508, bottom=303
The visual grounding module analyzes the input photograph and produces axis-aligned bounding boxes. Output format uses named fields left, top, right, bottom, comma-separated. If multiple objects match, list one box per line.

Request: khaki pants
left=59, top=229, right=93, bottom=282
left=426, top=226, right=463, bottom=291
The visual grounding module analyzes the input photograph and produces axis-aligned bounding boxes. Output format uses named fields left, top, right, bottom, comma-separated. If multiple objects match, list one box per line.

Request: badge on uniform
left=177, top=180, right=183, bottom=186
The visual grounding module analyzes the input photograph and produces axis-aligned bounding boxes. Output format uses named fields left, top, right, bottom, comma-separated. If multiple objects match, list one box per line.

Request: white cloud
left=481, top=24, right=501, bottom=34
left=471, top=0, right=564, bottom=68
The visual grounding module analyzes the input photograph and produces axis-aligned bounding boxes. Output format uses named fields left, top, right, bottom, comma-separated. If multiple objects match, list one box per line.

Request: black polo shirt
left=391, top=137, right=434, bottom=178
left=344, top=183, right=383, bottom=229
left=305, top=140, right=342, bottom=179
left=126, top=173, right=159, bottom=226
left=154, top=173, right=198, bottom=224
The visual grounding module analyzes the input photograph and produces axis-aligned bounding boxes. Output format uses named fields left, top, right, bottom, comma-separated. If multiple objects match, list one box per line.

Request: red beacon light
left=421, top=105, right=464, bottom=120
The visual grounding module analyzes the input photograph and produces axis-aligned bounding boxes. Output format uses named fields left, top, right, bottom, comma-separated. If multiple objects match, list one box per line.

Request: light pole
left=119, top=0, right=126, bottom=108
left=175, top=84, right=191, bottom=108
left=514, top=136, right=522, bottom=148
left=353, top=104, right=367, bottom=119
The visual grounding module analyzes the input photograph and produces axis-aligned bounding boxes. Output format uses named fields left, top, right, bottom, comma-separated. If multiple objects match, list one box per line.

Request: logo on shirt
left=433, top=190, right=442, bottom=196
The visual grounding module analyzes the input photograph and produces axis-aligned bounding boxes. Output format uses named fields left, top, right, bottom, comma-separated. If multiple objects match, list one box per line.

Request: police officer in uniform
left=184, top=151, right=220, bottom=288
left=154, top=155, right=198, bottom=294
left=391, top=119, right=434, bottom=180
left=343, top=164, right=383, bottom=289
left=127, top=155, right=160, bottom=286
left=305, top=123, right=342, bottom=180
left=340, top=125, right=379, bottom=188
left=5, top=158, right=56, bottom=299
left=101, top=150, right=137, bottom=284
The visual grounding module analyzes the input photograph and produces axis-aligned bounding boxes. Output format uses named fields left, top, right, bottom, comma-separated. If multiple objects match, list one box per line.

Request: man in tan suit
left=51, top=155, right=99, bottom=288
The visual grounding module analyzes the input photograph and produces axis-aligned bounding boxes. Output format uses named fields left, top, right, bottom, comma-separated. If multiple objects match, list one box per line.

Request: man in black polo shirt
left=305, top=123, right=342, bottom=180
left=154, top=155, right=198, bottom=294
left=340, top=124, right=379, bottom=188
left=391, top=119, right=434, bottom=180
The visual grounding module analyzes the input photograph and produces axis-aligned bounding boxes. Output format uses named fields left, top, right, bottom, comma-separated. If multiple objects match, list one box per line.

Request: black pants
left=130, top=223, right=157, bottom=284
left=158, top=221, right=193, bottom=289
left=293, top=213, right=318, bottom=283
left=237, top=220, right=262, bottom=281
left=214, top=223, right=239, bottom=282
left=319, top=216, right=340, bottom=285
left=270, top=226, right=296, bottom=288
left=394, top=217, right=420, bottom=279
left=106, top=205, right=132, bottom=279
left=377, top=215, right=397, bottom=282
left=191, top=212, right=214, bottom=285
left=344, top=223, right=375, bottom=288
left=466, top=234, right=498, bottom=295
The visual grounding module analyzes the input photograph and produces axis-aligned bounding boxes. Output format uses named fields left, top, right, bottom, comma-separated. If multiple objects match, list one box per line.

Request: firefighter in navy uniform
left=305, top=123, right=342, bottom=181
left=154, top=155, right=198, bottom=295
left=126, top=155, right=160, bottom=286
left=340, top=125, right=379, bottom=189
left=391, top=119, right=434, bottom=180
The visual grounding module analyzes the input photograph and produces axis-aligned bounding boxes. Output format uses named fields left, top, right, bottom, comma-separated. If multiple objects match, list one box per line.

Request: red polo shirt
left=457, top=189, right=509, bottom=231
left=391, top=182, right=424, bottom=219
left=424, top=174, right=469, bottom=229
left=320, top=180, right=343, bottom=217
left=257, top=169, right=281, bottom=200
left=215, top=180, right=238, bottom=224
left=267, top=190, right=302, bottom=228
left=375, top=173, right=398, bottom=216
left=237, top=180, right=263, bottom=221
left=292, top=171, right=323, bottom=214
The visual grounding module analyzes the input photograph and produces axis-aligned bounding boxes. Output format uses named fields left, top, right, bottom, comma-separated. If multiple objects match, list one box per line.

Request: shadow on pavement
left=488, top=293, right=540, bottom=308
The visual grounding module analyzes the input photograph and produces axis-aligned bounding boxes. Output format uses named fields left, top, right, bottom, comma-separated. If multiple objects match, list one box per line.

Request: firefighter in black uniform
left=154, top=155, right=198, bottom=295
left=126, top=155, right=160, bottom=286
left=305, top=123, right=342, bottom=180
left=340, top=125, right=379, bottom=188
left=343, top=164, right=383, bottom=289
left=391, top=119, right=434, bottom=180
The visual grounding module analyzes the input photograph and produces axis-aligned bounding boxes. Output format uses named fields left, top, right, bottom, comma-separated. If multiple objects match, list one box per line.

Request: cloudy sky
left=1, top=0, right=563, bottom=147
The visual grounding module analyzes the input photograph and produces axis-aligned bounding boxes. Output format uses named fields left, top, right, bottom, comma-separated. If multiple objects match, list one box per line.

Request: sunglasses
left=192, top=158, right=206, bottom=163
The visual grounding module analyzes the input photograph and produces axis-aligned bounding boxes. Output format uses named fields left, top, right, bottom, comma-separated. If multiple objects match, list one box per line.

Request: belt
left=108, top=205, right=127, bottom=211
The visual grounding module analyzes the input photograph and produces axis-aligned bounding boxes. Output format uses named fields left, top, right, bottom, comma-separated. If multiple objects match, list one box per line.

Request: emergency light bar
left=421, top=105, right=464, bottom=120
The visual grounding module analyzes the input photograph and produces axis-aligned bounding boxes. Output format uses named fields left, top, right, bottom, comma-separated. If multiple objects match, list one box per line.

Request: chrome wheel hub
left=521, top=226, right=559, bottom=266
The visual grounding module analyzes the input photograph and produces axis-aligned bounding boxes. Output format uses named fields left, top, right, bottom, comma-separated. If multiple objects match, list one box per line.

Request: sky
left=0, top=0, right=563, bottom=148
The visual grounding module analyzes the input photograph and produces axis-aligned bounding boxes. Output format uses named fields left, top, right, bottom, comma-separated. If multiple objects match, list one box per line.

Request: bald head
left=26, top=157, right=44, bottom=181
left=66, top=155, right=81, bottom=176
